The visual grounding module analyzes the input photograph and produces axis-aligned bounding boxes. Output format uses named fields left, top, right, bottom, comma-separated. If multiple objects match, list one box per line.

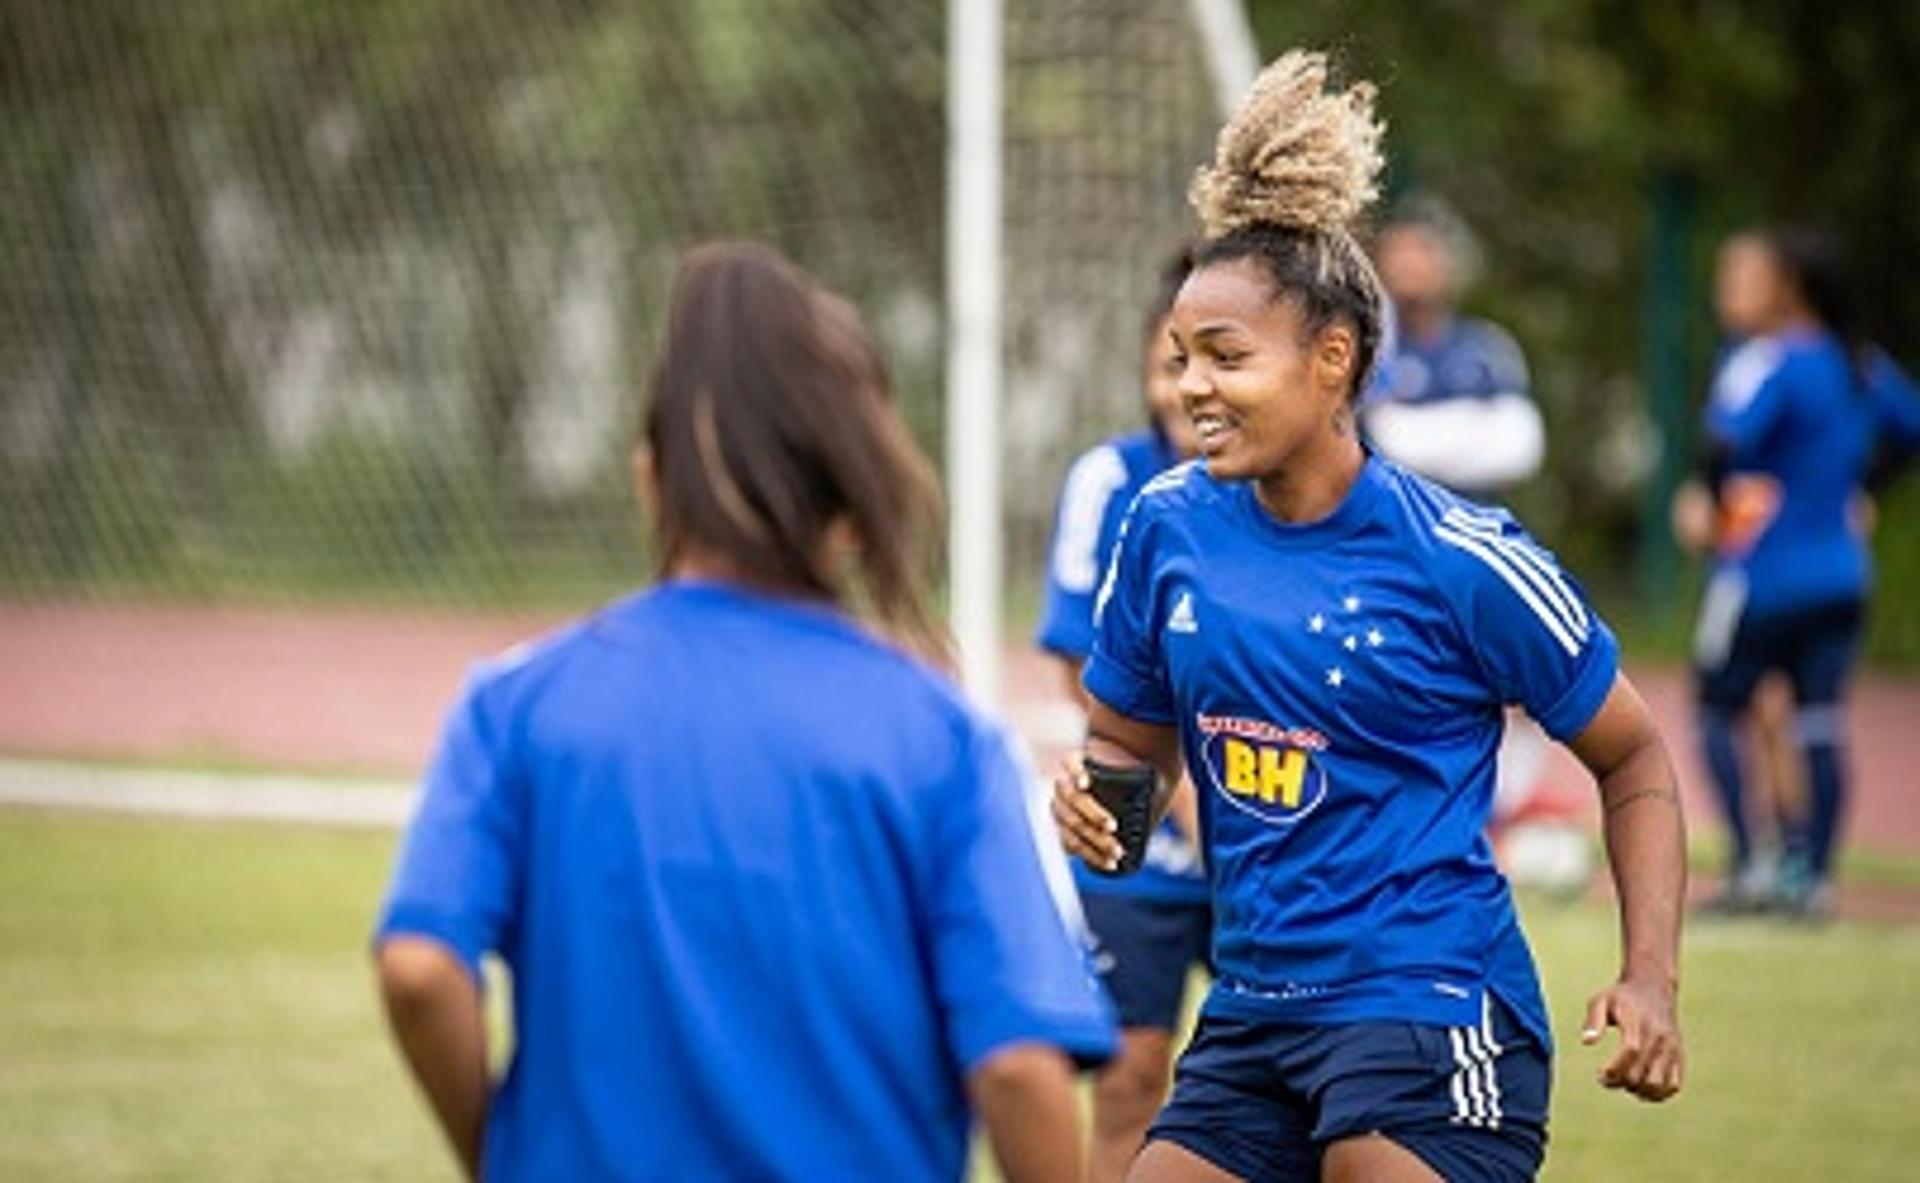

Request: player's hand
left=1581, top=973, right=1683, bottom=1102
left=1049, top=753, right=1124, bottom=873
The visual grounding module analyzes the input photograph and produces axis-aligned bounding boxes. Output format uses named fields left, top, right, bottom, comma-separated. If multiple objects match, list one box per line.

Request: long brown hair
left=642, top=243, right=944, bottom=657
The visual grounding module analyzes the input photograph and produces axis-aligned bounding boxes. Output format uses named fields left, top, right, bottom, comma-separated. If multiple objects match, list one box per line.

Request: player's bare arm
left=375, top=936, right=490, bottom=1179
left=1567, top=672, right=1688, bottom=1103
left=968, top=1043, right=1087, bottom=1183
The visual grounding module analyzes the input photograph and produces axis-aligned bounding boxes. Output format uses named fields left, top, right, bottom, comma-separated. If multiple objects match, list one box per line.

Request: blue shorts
left=1696, top=596, right=1863, bottom=713
left=1081, top=892, right=1212, bottom=1030
left=1148, top=994, right=1549, bottom=1182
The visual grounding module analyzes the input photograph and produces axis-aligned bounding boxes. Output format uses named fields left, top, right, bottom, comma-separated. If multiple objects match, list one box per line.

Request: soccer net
left=0, top=0, right=1221, bottom=618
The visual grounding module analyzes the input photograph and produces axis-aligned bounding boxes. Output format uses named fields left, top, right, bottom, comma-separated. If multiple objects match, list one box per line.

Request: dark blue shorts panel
left=1080, top=892, right=1212, bottom=1030
left=1696, top=598, right=1864, bottom=712
left=1147, top=995, right=1549, bottom=1182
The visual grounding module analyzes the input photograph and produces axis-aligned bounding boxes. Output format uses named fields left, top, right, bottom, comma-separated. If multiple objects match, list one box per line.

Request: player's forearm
left=1086, top=705, right=1184, bottom=822
left=969, top=1044, right=1085, bottom=1183
left=1596, top=742, right=1687, bottom=989
left=377, top=938, right=491, bottom=1180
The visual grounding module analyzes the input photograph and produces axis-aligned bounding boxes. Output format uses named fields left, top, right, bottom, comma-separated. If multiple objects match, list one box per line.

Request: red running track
left=3, top=601, right=1918, bottom=857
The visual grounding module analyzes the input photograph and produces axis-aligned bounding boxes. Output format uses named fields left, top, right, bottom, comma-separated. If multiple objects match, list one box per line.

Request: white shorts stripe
left=1448, top=1028, right=1479, bottom=1126
left=1443, top=511, right=1591, bottom=635
left=1435, top=525, right=1583, bottom=657
left=1479, top=996, right=1505, bottom=1129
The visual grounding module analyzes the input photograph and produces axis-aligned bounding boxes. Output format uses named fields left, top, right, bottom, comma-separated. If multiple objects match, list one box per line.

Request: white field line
left=0, top=703, right=1077, bottom=833
left=0, top=759, right=416, bottom=829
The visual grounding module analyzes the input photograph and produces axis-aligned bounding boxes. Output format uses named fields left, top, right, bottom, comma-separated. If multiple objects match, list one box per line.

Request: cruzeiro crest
left=1195, top=712, right=1331, bottom=826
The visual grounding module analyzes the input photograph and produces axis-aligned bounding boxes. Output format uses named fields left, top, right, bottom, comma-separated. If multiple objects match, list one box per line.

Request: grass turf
left=2, top=810, right=1917, bottom=1181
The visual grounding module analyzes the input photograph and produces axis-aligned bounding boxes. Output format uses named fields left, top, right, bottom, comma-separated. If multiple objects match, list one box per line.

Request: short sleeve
left=1706, top=338, right=1789, bottom=458
left=1035, top=444, right=1129, bottom=660
left=374, top=675, right=525, bottom=981
left=1433, top=508, right=1619, bottom=741
left=926, top=720, right=1116, bottom=1072
left=1083, top=498, right=1176, bottom=723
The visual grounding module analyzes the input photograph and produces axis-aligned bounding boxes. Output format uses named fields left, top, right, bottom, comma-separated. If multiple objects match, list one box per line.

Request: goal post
left=944, top=0, right=1260, bottom=707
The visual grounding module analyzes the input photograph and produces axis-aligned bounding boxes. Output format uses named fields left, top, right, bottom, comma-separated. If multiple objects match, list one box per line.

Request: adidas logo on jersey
left=1167, top=592, right=1198, bottom=634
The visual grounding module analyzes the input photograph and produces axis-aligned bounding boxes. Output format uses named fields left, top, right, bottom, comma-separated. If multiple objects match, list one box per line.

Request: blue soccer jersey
left=1704, top=332, right=1920, bottom=618
left=1038, top=428, right=1209, bottom=903
left=1086, top=457, right=1620, bottom=1045
left=1368, top=316, right=1530, bottom=407
left=378, top=581, right=1114, bottom=1182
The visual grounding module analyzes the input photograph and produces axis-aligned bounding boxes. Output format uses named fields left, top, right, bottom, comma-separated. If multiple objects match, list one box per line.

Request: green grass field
left=3, top=810, right=1918, bottom=1181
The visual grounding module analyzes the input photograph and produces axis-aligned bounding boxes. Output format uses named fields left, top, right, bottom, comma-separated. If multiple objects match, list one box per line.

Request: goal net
left=0, top=0, right=1223, bottom=618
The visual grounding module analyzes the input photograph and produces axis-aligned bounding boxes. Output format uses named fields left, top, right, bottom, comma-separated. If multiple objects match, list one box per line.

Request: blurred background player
left=1053, top=52, right=1686, bottom=1183
left=1362, top=204, right=1543, bottom=496
left=1683, top=227, right=1920, bottom=919
left=373, top=243, right=1114, bottom=1182
left=1672, top=233, right=1814, bottom=912
left=1361, top=204, right=1581, bottom=890
left=1036, top=245, right=1211, bottom=1183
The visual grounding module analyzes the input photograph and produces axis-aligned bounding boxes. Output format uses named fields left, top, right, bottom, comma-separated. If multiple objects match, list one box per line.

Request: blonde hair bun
left=1190, top=50, right=1385, bottom=239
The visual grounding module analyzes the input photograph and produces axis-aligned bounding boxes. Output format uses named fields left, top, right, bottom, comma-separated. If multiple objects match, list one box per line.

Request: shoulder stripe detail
left=1138, top=459, right=1198, bottom=499
left=1434, top=523, right=1587, bottom=657
left=1050, top=445, right=1129, bottom=593
left=1091, top=509, right=1133, bottom=628
left=1440, top=509, right=1590, bottom=634
left=1713, top=337, right=1783, bottom=414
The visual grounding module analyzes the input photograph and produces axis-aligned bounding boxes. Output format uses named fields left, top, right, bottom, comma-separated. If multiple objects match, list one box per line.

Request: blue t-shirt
left=1086, top=457, right=1619, bottom=1045
left=378, top=581, right=1114, bottom=1183
left=1704, top=333, right=1920, bottom=618
left=1367, top=315, right=1530, bottom=406
left=1038, top=428, right=1208, bottom=903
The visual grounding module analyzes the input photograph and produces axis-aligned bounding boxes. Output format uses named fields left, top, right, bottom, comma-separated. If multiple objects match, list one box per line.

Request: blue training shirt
left=1705, top=332, right=1920, bottom=619
left=1086, top=456, right=1620, bottom=1045
left=378, top=581, right=1115, bottom=1183
left=1366, top=315, right=1530, bottom=407
left=1038, top=428, right=1209, bottom=903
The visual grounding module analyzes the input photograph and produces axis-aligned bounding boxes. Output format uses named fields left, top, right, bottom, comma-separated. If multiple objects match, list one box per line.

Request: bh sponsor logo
left=1195, top=712, right=1330, bottom=826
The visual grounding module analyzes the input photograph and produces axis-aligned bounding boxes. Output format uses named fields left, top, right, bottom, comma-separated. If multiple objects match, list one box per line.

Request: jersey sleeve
left=1705, top=338, right=1790, bottom=459
left=1083, top=496, right=1176, bottom=723
left=1433, top=508, right=1619, bottom=741
left=1035, top=445, right=1129, bottom=660
left=374, top=673, right=525, bottom=981
left=925, top=720, right=1116, bottom=1073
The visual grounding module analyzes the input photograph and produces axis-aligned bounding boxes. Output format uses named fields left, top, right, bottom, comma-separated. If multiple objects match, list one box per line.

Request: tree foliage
left=1249, top=0, right=1920, bottom=659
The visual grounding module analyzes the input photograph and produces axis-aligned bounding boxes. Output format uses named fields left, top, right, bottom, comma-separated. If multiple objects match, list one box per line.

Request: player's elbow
left=375, top=936, right=470, bottom=1017
left=969, top=1042, right=1076, bottom=1109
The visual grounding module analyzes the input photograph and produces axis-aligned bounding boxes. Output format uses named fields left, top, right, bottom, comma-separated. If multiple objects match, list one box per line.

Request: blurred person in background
left=373, top=242, right=1114, bottom=1182
left=1683, top=227, right=1920, bottom=920
left=1673, top=235, right=1811, bottom=913
left=1037, top=244, right=1212, bottom=1183
left=1361, top=204, right=1543, bottom=496
left=1362, top=205, right=1580, bottom=890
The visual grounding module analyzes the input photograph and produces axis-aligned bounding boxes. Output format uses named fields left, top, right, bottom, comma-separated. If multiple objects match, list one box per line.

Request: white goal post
left=944, top=0, right=1259, bottom=707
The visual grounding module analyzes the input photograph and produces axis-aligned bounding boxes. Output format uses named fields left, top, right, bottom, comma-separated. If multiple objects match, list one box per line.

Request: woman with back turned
left=1052, top=53, right=1688, bottom=1182
left=373, top=243, right=1114, bottom=1182
left=1687, top=228, right=1920, bottom=919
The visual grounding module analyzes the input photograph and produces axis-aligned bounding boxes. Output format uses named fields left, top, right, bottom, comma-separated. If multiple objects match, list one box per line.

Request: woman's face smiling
left=1168, top=258, right=1358, bottom=501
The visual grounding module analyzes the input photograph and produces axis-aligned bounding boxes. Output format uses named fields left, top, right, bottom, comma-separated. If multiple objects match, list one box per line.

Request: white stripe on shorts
left=1479, top=995, right=1505, bottom=1129
left=1448, top=1027, right=1484, bottom=1127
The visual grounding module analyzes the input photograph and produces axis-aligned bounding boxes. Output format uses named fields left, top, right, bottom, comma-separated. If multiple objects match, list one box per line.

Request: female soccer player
left=374, top=243, right=1114, bottom=1182
left=1052, top=52, right=1687, bottom=1182
left=1688, top=228, right=1920, bottom=919
left=1037, top=245, right=1213, bottom=1183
